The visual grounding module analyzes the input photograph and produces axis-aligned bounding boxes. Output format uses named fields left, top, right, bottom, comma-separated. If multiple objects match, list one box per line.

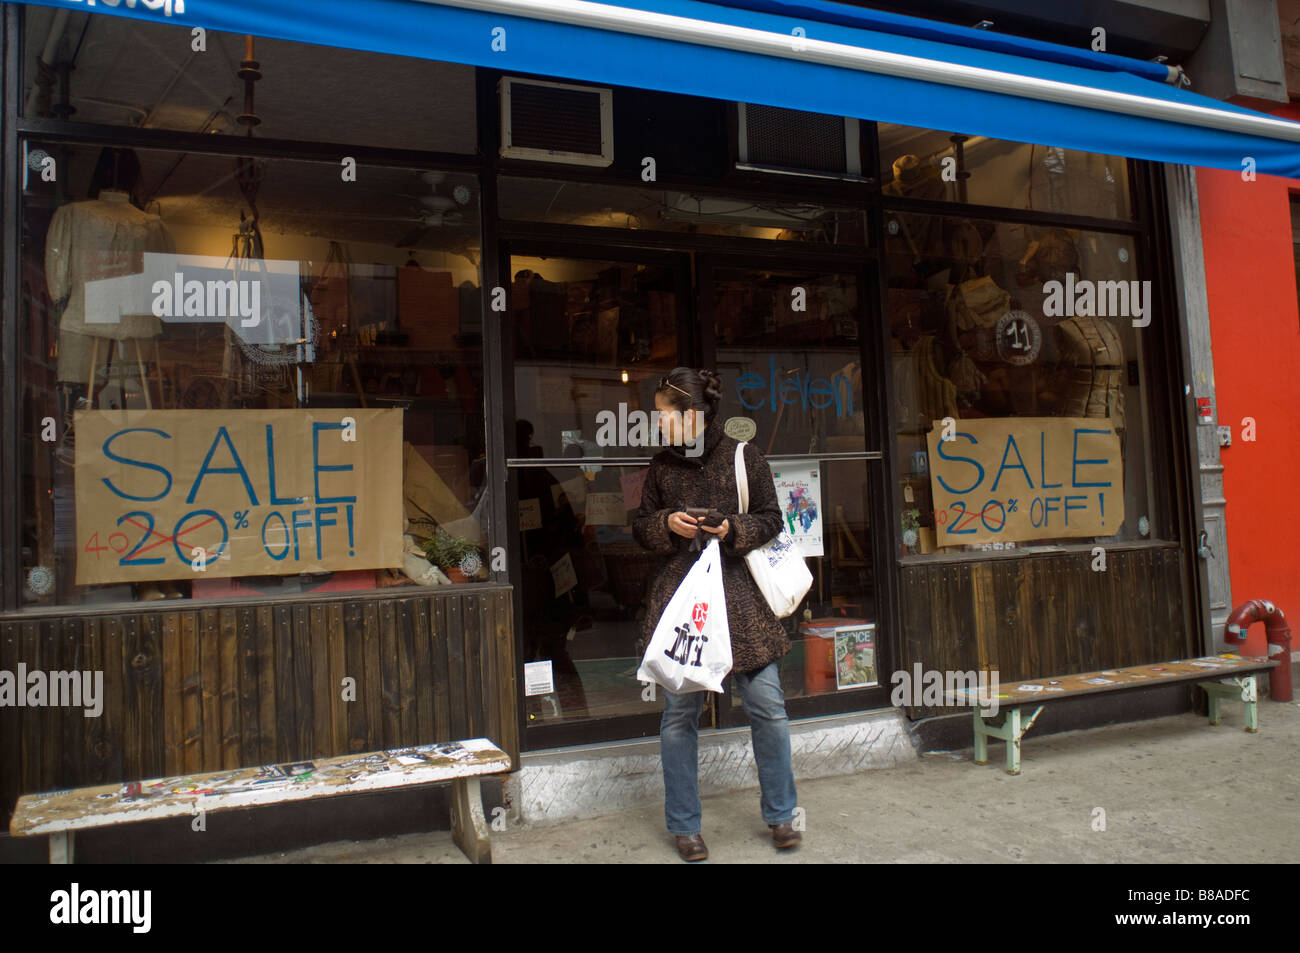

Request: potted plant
left=422, top=529, right=483, bottom=584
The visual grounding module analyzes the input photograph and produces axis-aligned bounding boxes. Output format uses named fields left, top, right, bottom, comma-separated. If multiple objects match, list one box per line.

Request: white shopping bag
left=735, top=442, right=813, bottom=618
left=637, top=538, right=733, bottom=693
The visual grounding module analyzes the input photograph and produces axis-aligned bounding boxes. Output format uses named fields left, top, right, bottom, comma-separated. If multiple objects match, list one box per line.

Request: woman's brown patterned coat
left=632, top=412, right=791, bottom=675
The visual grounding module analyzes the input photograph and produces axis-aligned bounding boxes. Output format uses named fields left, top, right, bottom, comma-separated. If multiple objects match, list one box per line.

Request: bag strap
left=734, top=441, right=749, bottom=515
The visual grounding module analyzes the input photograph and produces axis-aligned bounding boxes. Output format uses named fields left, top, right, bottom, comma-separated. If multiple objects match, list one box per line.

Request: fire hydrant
left=1224, top=600, right=1292, bottom=702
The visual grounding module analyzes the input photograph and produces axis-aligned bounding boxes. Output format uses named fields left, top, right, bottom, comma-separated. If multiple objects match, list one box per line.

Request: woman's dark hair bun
left=657, top=367, right=724, bottom=422
left=700, top=369, right=723, bottom=404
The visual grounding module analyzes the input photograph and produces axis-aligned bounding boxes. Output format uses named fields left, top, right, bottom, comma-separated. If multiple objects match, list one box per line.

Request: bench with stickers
left=8, top=737, right=512, bottom=863
left=945, top=655, right=1279, bottom=775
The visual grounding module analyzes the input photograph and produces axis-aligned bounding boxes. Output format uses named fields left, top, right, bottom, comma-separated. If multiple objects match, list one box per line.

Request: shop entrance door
left=504, top=242, right=891, bottom=749
left=502, top=242, right=717, bottom=746
left=696, top=254, right=890, bottom=729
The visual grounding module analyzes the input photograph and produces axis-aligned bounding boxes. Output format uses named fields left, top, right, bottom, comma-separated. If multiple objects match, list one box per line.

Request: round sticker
left=725, top=416, right=757, bottom=441
left=995, top=310, right=1043, bottom=366
left=459, top=550, right=482, bottom=577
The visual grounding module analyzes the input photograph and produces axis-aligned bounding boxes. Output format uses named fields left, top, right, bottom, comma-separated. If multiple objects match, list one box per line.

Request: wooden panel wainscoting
left=898, top=545, right=1194, bottom=718
left=0, top=586, right=518, bottom=827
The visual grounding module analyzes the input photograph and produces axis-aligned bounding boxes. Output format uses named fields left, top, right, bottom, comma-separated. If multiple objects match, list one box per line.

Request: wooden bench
left=944, top=655, right=1279, bottom=775
left=8, top=738, right=511, bottom=864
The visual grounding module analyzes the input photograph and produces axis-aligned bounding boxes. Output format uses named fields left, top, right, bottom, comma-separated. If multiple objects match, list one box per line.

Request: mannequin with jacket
left=46, top=147, right=173, bottom=409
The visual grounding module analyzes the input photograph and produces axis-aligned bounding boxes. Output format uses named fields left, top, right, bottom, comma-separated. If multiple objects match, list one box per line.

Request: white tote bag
left=735, top=441, right=814, bottom=619
left=637, top=538, right=733, bottom=693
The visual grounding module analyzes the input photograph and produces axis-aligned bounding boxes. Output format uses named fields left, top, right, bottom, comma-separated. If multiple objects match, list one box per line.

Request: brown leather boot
left=674, top=834, right=708, bottom=861
left=769, top=821, right=802, bottom=849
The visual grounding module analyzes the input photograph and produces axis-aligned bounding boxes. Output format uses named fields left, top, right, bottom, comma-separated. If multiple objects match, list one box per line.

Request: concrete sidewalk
left=220, top=698, right=1300, bottom=864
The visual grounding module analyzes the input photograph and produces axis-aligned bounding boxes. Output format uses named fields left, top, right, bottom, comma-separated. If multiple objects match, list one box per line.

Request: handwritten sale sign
left=74, top=409, right=404, bottom=585
left=925, top=417, right=1124, bottom=546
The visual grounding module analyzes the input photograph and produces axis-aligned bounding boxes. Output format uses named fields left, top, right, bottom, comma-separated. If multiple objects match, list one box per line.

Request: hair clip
left=660, top=379, right=692, bottom=400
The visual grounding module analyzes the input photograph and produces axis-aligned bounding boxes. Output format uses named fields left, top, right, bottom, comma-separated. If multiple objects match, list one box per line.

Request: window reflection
left=878, top=125, right=1131, bottom=220
left=516, top=462, right=659, bottom=724
left=500, top=177, right=867, bottom=245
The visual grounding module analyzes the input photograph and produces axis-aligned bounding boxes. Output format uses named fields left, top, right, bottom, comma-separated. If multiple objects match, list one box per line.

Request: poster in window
left=834, top=624, right=877, bottom=690
left=770, top=463, right=823, bottom=557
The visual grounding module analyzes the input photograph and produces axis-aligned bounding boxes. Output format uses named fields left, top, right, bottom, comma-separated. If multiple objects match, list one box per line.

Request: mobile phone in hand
left=685, top=507, right=709, bottom=522
left=699, top=509, right=725, bottom=528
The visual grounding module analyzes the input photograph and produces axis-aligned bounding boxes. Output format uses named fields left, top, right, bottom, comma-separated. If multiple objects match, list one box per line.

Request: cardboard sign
left=518, top=498, right=542, bottom=531
left=74, top=409, right=404, bottom=584
left=585, top=491, right=626, bottom=526
left=926, top=417, right=1124, bottom=546
left=550, top=475, right=587, bottom=512
left=551, top=551, right=578, bottom=597
left=620, top=469, right=647, bottom=511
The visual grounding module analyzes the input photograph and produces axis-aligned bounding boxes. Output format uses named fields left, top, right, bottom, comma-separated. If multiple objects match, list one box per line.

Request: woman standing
left=632, top=367, right=801, bottom=862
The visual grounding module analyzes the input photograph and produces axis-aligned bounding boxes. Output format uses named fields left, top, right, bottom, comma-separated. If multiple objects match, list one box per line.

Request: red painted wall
left=1196, top=102, right=1300, bottom=656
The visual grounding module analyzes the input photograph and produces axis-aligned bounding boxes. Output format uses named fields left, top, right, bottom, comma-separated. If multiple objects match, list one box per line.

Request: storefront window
left=18, top=143, right=486, bottom=606
left=709, top=264, right=881, bottom=703
left=725, top=459, right=880, bottom=706
left=20, top=7, right=477, bottom=154
left=877, top=124, right=1132, bottom=220
left=509, top=254, right=684, bottom=724
left=510, top=254, right=683, bottom=460
left=499, top=176, right=868, bottom=245
left=515, top=462, right=658, bottom=724
left=885, top=210, right=1159, bottom=555
left=708, top=267, right=865, bottom=456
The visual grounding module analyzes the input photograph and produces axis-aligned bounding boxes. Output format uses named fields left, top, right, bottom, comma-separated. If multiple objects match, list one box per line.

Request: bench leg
left=1005, top=707, right=1022, bottom=775
left=1198, top=677, right=1259, bottom=731
left=1242, top=675, right=1258, bottom=733
left=450, top=777, right=492, bottom=864
left=49, top=831, right=74, bottom=864
left=972, top=705, right=1043, bottom=775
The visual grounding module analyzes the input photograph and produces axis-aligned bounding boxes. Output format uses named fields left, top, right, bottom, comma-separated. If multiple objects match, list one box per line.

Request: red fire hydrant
left=1224, top=600, right=1292, bottom=702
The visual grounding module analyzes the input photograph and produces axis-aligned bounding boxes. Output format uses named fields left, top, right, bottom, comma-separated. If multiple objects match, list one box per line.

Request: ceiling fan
left=396, top=172, right=473, bottom=248
left=341, top=170, right=473, bottom=248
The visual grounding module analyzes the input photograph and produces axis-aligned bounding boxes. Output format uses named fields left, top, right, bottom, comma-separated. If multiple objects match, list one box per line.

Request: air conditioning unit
left=736, top=103, right=865, bottom=181
left=500, top=77, right=613, bottom=167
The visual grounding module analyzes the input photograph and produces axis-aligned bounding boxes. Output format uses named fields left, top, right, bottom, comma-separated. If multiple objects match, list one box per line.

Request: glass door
left=697, top=254, right=892, bottom=727
left=503, top=243, right=702, bottom=746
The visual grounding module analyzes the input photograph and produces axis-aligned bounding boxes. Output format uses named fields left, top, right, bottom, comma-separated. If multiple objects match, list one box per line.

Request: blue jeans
left=659, top=661, right=798, bottom=836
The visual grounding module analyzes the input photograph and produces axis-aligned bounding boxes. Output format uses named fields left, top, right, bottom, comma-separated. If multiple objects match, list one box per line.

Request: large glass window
left=499, top=176, right=868, bottom=246
left=884, top=209, right=1159, bottom=555
left=877, top=124, right=1132, bottom=220
left=21, top=7, right=477, bottom=153
left=508, top=253, right=686, bottom=724
left=707, top=263, right=881, bottom=706
left=19, top=143, right=485, bottom=607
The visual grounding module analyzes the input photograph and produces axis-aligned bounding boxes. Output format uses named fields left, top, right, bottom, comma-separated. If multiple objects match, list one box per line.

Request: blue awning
left=702, top=0, right=1182, bottom=84
left=19, top=0, right=1300, bottom=177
